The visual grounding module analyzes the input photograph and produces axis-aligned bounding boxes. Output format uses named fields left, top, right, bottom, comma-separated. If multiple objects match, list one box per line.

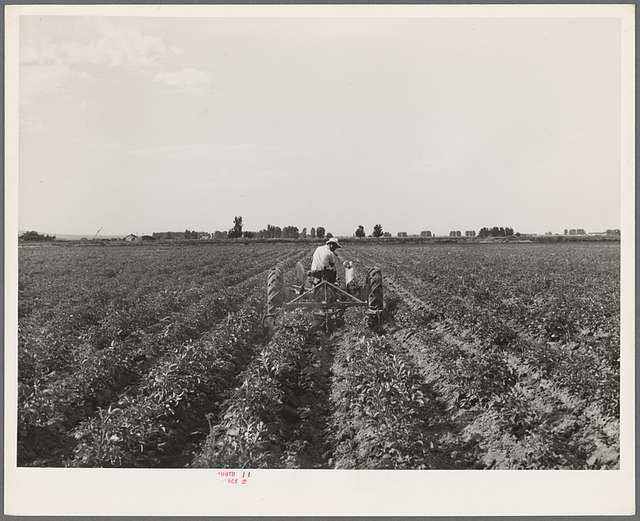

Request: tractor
left=263, top=260, right=384, bottom=334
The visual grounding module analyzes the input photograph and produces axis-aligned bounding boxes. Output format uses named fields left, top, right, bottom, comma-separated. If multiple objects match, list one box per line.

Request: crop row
left=364, top=243, right=619, bottom=354
left=18, top=247, right=305, bottom=466
left=19, top=286, right=249, bottom=466
left=69, top=287, right=266, bottom=467
left=382, top=282, right=618, bottom=469
left=347, top=243, right=617, bottom=468
left=193, top=307, right=332, bottom=469
left=393, top=269, right=618, bottom=418
left=353, top=246, right=618, bottom=418
left=18, top=244, right=290, bottom=386
left=328, top=313, right=451, bottom=469
left=68, top=253, right=307, bottom=468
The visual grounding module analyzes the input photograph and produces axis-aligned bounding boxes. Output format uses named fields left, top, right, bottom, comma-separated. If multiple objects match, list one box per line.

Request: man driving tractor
left=310, top=237, right=342, bottom=284
left=263, top=236, right=382, bottom=334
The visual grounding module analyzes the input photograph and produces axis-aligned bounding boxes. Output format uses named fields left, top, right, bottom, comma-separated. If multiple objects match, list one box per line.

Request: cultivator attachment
left=263, top=261, right=384, bottom=335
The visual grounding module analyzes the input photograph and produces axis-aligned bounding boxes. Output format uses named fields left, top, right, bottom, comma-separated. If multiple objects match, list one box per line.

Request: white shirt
left=311, top=244, right=338, bottom=272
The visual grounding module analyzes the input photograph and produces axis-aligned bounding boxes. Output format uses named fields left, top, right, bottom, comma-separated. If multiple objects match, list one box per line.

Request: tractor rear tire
left=266, top=266, right=284, bottom=317
left=264, top=266, right=284, bottom=336
left=366, top=267, right=383, bottom=311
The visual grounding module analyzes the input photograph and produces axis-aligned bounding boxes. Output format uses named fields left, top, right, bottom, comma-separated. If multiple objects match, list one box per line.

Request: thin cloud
left=20, top=64, right=91, bottom=104
left=20, top=25, right=182, bottom=103
left=21, top=28, right=180, bottom=70
left=153, top=68, right=213, bottom=90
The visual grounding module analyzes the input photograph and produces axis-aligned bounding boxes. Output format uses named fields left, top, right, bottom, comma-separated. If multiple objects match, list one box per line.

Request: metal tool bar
left=284, top=301, right=366, bottom=309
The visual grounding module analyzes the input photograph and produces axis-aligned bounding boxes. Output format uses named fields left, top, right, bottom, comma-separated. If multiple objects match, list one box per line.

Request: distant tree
left=243, top=231, right=255, bottom=239
left=301, top=227, right=307, bottom=239
left=316, top=227, right=326, bottom=239
left=228, top=216, right=243, bottom=239
left=326, top=232, right=333, bottom=239
left=282, top=226, right=299, bottom=239
left=270, top=225, right=282, bottom=238
left=383, top=232, right=391, bottom=238
left=310, top=227, right=316, bottom=239
left=260, top=224, right=282, bottom=239
left=372, top=224, right=383, bottom=238
left=19, top=230, right=56, bottom=241
left=355, top=225, right=365, bottom=238
left=564, top=229, right=568, bottom=235
left=213, top=230, right=227, bottom=240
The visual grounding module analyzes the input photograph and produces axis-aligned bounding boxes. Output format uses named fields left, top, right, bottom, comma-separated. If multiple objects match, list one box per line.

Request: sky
left=18, top=15, right=622, bottom=236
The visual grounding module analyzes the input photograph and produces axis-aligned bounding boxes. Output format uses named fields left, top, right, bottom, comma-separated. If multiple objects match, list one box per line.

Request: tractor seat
left=308, top=269, right=337, bottom=284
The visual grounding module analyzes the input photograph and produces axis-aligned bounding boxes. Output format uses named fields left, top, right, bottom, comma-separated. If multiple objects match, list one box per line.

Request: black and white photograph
left=4, top=3, right=635, bottom=517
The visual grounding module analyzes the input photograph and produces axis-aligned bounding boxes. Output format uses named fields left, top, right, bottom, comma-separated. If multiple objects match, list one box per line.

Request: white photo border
left=4, top=4, right=635, bottom=516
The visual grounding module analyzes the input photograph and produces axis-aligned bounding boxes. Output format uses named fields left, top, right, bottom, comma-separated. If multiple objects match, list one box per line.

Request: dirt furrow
left=379, top=272, right=618, bottom=468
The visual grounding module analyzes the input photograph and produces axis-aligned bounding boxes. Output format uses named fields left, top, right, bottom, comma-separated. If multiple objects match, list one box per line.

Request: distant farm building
left=465, top=230, right=476, bottom=237
left=420, top=231, right=432, bottom=237
left=123, top=234, right=137, bottom=242
left=397, top=232, right=408, bottom=238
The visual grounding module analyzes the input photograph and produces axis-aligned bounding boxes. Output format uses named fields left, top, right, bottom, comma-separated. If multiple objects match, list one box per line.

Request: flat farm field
left=17, top=241, right=620, bottom=469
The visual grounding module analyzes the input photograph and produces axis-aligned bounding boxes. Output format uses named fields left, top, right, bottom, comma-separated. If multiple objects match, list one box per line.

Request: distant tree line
left=208, top=217, right=332, bottom=241
left=478, top=226, right=515, bottom=238
left=19, top=231, right=56, bottom=241
left=151, top=218, right=522, bottom=242
left=255, top=224, right=304, bottom=239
